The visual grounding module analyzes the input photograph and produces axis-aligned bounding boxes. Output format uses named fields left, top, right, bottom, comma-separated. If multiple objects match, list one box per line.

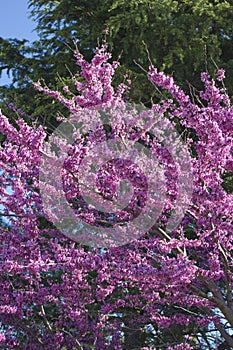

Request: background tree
left=1, top=0, right=233, bottom=120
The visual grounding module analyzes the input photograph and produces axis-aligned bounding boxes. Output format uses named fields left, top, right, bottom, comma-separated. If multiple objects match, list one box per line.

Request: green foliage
left=29, top=0, right=233, bottom=96
left=1, top=0, right=233, bottom=119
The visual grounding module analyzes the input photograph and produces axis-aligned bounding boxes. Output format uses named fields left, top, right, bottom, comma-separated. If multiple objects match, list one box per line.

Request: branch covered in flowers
left=0, top=44, right=233, bottom=349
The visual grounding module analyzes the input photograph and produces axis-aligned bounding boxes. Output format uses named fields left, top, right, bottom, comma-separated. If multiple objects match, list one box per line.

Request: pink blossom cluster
left=0, top=44, right=233, bottom=349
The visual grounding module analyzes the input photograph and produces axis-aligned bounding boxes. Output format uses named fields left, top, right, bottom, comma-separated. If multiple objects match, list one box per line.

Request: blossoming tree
left=0, top=44, right=233, bottom=349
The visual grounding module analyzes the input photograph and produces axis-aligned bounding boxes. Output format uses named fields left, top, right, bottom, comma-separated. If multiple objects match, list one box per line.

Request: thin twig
left=62, top=329, right=84, bottom=350
left=40, top=305, right=53, bottom=332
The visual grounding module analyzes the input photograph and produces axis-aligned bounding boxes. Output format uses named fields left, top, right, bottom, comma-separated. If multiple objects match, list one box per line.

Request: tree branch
left=203, top=307, right=233, bottom=348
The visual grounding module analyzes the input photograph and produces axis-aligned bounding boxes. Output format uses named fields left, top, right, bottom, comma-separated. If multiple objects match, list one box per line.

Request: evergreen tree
left=1, top=0, right=233, bottom=120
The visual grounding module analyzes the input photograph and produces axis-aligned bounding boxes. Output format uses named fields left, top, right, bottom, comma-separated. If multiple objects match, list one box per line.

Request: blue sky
left=0, top=0, right=38, bottom=85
